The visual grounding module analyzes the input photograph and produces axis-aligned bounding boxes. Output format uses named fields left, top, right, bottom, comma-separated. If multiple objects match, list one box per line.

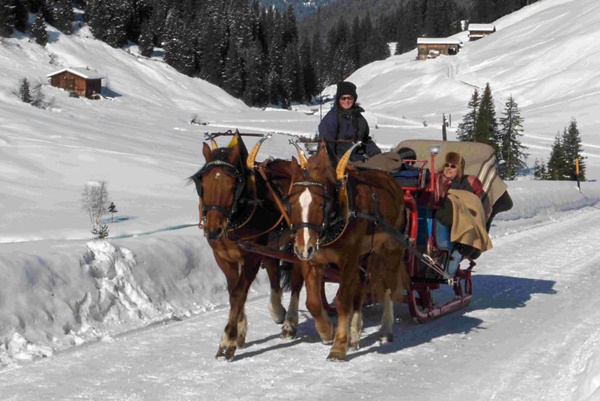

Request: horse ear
left=290, top=156, right=303, bottom=178
left=202, top=142, right=212, bottom=163
left=316, top=141, right=330, bottom=165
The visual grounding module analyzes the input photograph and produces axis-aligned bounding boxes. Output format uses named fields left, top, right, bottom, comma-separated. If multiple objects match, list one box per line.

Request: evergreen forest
left=1, top=0, right=540, bottom=107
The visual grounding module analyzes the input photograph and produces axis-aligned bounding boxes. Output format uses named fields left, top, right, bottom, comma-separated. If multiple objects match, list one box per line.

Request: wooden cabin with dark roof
left=47, top=67, right=104, bottom=98
left=416, top=38, right=462, bottom=60
left=467, top=24, right=496, bottom=41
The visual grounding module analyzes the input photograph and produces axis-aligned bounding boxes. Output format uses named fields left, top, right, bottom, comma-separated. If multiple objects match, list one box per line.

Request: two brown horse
left=286, top=142, right=409, bottom=360
left=189, top=132, right=303, bottom=360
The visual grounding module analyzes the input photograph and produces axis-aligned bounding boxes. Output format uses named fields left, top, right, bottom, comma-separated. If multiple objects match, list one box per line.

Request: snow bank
left=1, top=181, right=599, bottom=370
left=490, top=180, right=600, bottom=237
left=0, top=233, right=272, bottom=370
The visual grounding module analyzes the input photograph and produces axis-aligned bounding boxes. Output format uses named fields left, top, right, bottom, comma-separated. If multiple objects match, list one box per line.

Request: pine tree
left=19, top=78, right=32, bottom=104
left=242, top=42, right=268, bottom=106
left=31, top=11, right=48, bottom=46
left=299, top=37, right=318, bottom=102
left=108, top=201, right=118, bottom=223
left=533, top=158, right=548, bottom=180
left=86, top=0, right=129, bottom=47
left=473, top=83, right=499, bottom=150
left=14, top=0, right=27, bottom=32
left=547, top=120, right=586, bottom=181
left=547, top=132, right=567, bottom=180
left=456, top=89, right=479, bottom=142
left=138, top=21, right=154, bottom=57
left=0, top=0, right=16, bottom=37
left=281, top=40, right=301, bottom=108
left=562, top=118, right=586, bottom=181
left=281, top=4, right=297, bottom=47
left=498, top=95, right=528, bottom=180
left=222, top=39, right=245, bottom=98
left=53, top=0, right=74, bottom=34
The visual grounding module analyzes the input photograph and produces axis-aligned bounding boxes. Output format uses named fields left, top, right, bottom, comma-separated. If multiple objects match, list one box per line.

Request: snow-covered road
left=1, top=208, right=600, bottom=401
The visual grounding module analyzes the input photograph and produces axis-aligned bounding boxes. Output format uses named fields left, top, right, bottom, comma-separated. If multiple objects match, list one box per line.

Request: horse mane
left=305, top=143, right=336, bottom=185
left=189, top=135, right=248, bottom=183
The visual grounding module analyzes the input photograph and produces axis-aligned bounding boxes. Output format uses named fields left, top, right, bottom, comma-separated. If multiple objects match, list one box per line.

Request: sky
left=1, top=0, right=600, bottom=399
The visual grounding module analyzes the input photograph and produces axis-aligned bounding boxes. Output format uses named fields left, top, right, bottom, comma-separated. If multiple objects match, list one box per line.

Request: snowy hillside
left=342, top=0, right=600, bottom=174
left=1, top=0, right=600, bottom=399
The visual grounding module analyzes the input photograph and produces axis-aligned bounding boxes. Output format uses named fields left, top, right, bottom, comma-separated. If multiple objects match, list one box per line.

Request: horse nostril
left=207, top=227, right=224, bottom=241
left=306, top=245, right=314, bottom=259
left=294, top=245, right=300, bottom=256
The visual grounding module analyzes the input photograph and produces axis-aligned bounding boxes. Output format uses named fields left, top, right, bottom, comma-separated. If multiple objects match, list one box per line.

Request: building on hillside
left=47, top=67, right=104, bottom=98
left=468, top=24, right=496, bottom=41
left=416, top=38, right=462, bottom=60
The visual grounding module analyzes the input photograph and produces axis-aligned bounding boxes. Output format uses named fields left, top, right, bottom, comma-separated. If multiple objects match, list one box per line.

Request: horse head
left=287, top=141, right=336, bottom=261
left=191, top=133, right=247, bottom=241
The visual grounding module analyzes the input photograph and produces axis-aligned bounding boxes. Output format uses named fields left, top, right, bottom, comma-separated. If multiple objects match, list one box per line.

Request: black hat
left=396, top=147, right=417, bottom=161
left=336, top=81, right=358, bottom=101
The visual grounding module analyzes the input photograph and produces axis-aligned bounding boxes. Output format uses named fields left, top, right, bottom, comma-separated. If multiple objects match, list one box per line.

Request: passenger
left=391, top=147, right=426, bottom=187
left=318, top=81, right=381, bottom=162
left=440, top=151, right=483, bottom=196
left=396, top=147, right=418, bottom=166
left=435, top=152, right=487, bottom=261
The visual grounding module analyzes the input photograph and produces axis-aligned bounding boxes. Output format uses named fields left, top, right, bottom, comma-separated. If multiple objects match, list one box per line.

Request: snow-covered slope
left=1, top=1, right=600, bottom=398
left=343, top=0, right=600, bottom=173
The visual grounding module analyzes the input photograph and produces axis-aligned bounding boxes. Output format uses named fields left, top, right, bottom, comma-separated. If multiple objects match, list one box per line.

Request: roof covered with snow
left=417, top=37, right=462, bottom=45
left=468, top=23, right=496, bottom=32
left=47, top=67, right=104, bottom=80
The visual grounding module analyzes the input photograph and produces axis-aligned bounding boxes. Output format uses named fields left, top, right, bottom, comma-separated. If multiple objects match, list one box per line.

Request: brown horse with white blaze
left=286, top=142, right=409, bottom=360
left=189, top=132, right=303, bottom=360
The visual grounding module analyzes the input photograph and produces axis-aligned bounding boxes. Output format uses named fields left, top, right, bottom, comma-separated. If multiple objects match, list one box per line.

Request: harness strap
left=256, top=165, right=292, bottom=227
left=355, top=212, right=446, bottom=276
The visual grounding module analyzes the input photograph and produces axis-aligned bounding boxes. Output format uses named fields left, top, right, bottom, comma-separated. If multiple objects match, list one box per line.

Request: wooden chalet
left=468, top=24, right=496, bottom=41
left=47, top=67, right=104, bottom=98
left=416, top=38, right=462, bottom=60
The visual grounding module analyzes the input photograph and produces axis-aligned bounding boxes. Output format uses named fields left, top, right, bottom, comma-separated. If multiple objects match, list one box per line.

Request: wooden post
left=576, top=158, right=581, bottom=191
left=442, top=114, right=447, bottom=141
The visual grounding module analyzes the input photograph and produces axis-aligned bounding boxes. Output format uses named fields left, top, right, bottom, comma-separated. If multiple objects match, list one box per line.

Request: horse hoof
left=237, top=337, right=246, bottom=349
left=326, top=351, right=347, bottom=361
left=215, top=346, right=236, bottom=361
left=281, top=327, right=297, bottom=340
left=379, top=333, right=394, bottom=343
left=349, top=341, right=360, bottom=351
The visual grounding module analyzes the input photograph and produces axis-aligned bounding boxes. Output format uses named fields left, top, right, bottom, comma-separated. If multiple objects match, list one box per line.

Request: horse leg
left=327, top=261, right=361, bottom=361
left=349, top=267, right=369, bottom=350
left=349, top=308, right=363, bottom=351
left=263, top=258, right=286, bottom=324
left=379, top=288, right=394, bottom=343
left=281, top=263, right=304, bottom=339
left=216, top=254, right=261, bottom=361
left=302, top=262, right=334, bottom=343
